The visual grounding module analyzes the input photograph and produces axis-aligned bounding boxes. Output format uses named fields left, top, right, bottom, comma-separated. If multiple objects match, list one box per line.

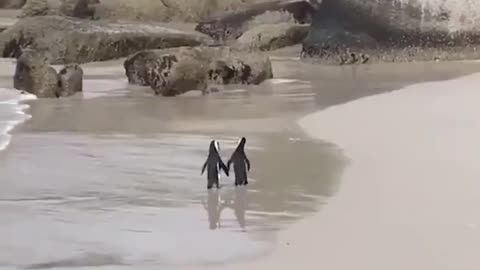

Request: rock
left=18, top=0, right=50, bottom=18
left=94, top=0, right=289, bottom=23
left=19, top=0, right=98, bottom=18
left=58, top=63, right=83, bottom=97
left=149, top=49, right=209, bottom=97
left=14, top=48, right=85, bottom=97
left=124, top=46, right=273, bottom=96
left=58, top=0, right=98, bottom=19
left=0, top=15, right=212, bottom=64
left=302, top=0, right=480, bottom=64
left=235, top=22, right=309, bottom=51
left=195, top=0, right=317, bottom=41
left=14, top=49, right=60, bottom=97
left=0, top=0, right=26, bottom=8
left=13, top=48, right=36, bottom=91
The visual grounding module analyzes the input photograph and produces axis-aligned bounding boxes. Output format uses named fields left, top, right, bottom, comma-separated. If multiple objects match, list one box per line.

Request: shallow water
left=2, top=55, right=480, bottom=269
left=0, top=89, right=35, bottom=151
left=0, top=131, right=343, bottom=268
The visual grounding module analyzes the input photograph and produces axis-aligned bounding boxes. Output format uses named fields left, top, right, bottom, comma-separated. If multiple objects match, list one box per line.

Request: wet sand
left=2, top=50, right=480, bottom=269
left=216, top=71, right=480, bottom=270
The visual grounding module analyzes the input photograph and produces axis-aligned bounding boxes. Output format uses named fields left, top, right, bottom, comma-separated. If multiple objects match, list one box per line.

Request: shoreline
left=2, top=54, right=480, bottom=268
left=198, top=71, right=480, bottom=270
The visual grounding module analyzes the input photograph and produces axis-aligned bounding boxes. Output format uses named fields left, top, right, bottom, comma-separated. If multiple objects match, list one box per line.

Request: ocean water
left=0, top=89, right=35, bottom=152
left=0, top=58, right=348, bottom=269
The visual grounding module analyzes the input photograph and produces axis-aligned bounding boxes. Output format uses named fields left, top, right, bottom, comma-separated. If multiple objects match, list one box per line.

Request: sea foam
left=0, top=88, right=36, bottom=151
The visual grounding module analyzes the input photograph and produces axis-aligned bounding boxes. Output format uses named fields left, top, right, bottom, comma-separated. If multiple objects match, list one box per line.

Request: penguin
left=201, top=140, right=229, bottom=189
left=227, top=137, right=251, bottom=186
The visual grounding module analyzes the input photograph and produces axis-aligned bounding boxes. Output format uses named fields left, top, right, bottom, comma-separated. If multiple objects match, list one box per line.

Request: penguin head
left=239, top=137, right=246, bottom=146
left=236, top=137, right=246, bottom=151
left=209, top=139, right=221, bottom=154
left=209, top=140, right=217, bottom=152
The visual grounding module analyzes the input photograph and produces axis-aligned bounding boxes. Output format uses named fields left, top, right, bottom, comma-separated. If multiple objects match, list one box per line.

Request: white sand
left=198, top=72, right=480, bottom=270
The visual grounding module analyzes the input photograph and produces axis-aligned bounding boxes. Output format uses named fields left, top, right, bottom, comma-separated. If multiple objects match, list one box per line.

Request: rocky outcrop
left=0, top=0, right=26, bottom=8
left=58, top=63, right=83, bottom=97
left=302, top=0, right=480, bottom=64
left=124, top=46, right=273, bottom=96
left=19, top=0, right=98, bottom=18
left=58, top=0, right=98, bottom=19
left=236, top=23, right=309, bottom=51
left=14, top=48, right=84, bottom=98
left=195, top=0, right=317, bottom=41
left=18, top=0, right=49, bottom=18
left=0, top=15, right=212, bottom=64
left=14, top=49, right=62, bottom=98
left=94, top=0, right=299, bottom=23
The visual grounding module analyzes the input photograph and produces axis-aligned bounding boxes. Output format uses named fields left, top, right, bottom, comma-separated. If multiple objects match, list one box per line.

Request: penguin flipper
left=245, top=156, right=251, bottom=171
left=201, top=160, right=208, bottom=175
left=219, top=158, right=229, bottom=176
left=227, top=159, right=232, bottom=172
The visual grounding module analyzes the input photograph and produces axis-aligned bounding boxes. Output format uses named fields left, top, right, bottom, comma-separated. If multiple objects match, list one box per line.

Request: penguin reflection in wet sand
left=227, top=137, right=251, bottom=186
left=202, top=140, right=229, bottom=189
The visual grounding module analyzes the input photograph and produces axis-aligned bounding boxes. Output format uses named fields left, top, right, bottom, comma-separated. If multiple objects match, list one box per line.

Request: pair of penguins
left=201, top=137, right=250, bottom=189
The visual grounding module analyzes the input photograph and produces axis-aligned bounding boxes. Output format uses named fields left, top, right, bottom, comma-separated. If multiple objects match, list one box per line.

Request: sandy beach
left=214, top=71, right=480, bottom=270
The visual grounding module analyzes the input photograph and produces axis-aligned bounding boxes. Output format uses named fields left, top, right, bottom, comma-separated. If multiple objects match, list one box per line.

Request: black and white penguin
left=227, top=137, right=251, bottom=186
left=201, top=140, right=229, bottom=189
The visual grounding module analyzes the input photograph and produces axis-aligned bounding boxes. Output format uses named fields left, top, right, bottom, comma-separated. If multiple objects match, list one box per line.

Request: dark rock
left=236, top=22, right=310, bottom=51
left=0, top=0, right=26, bottom=8
left=302, top=0, right=480, bottom=64
left=124, top=46, right=273, bottom=96
left=58, top=0, right=99, bottom=19
left=58, top=63, right=83, bottom=97
left=149, top=49, right=208, bottom=97
left=14, top=48, right=83, bottom=98
left=195, top=0, right=317, bottom=41
left=13, top=49, right=60, bottom=97
left=0, top=15, right=212, bottom=64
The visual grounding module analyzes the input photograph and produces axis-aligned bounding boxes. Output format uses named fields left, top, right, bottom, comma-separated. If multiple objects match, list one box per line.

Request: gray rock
left=0, top=15, right=212, bottom=64
left=302, top=0, right=480, bottom=64
left=195, top=0, right=316, bottom=41
left=0, top=0, right=26, bottom=8
left=14, top=49, right=85, bottom=98
left=236, top=22, right=309, bottom=51
left=124, top=46, right=273, bottom=96
left=14, top=49, right=60, bottom=97
left=149, top=49, right=209, bottom=97
left=58, top=63, right=83, bottom=97
left=58, top=0, right=98, bottom=19
left=18, top=0, right=50, bottom=18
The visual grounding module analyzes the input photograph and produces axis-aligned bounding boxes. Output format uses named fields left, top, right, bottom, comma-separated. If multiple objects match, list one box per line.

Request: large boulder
left=0, top=0, right=26, bottom=8
left=302, top=0, right=480, bottom=64
left=14, top=49, right=84, bottom=97
left=195, top=0, right=317, bottom=41
left=94, top=0, right=282, bottom=23
left=14, top=49, right=60, bottom=98
left=124, top=46, right=273, bottom=96
left=0, top=15, right=212, bottom=64
left=235, top=22, right=309, bottom=51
